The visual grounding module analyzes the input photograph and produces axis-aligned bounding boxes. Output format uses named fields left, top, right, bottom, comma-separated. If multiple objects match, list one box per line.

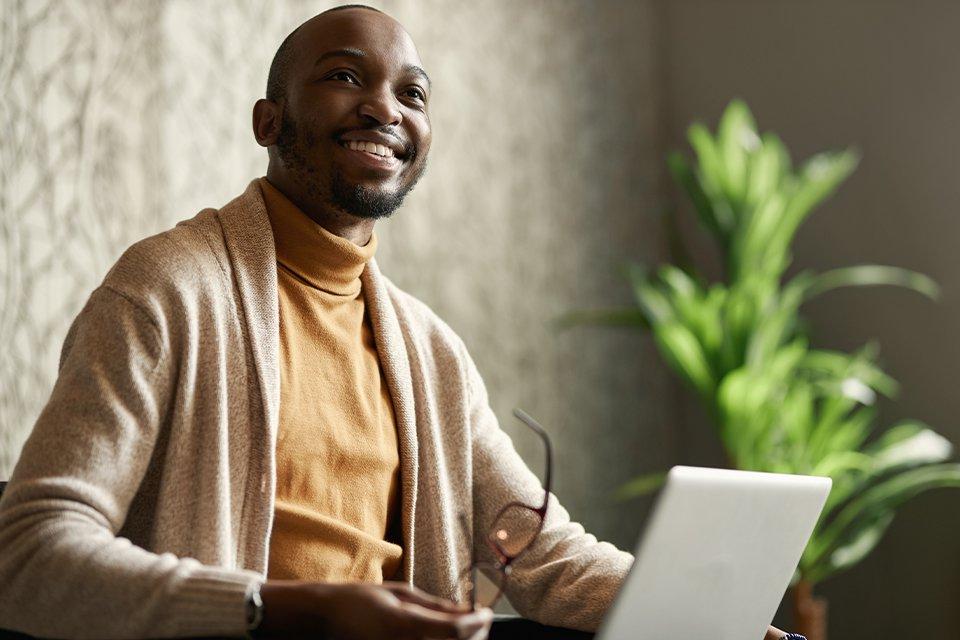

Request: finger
left=765, top=625, right=786, bottom=640
left=398, top=601, right=491, bottom=639
left=466, top=607, right=493, bottom=640
left=420, top=618, right=489, bottom=640
left=386, top=582, right=470, bottom=613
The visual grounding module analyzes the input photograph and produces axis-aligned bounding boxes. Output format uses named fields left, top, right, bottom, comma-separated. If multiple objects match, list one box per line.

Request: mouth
left=338, top=139, right=402, bottom=159
left=336, top=139, right=406, bottom=172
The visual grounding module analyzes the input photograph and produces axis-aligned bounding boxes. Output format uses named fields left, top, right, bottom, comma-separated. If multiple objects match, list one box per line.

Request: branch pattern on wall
left=0, top=1, right=166, bottom=470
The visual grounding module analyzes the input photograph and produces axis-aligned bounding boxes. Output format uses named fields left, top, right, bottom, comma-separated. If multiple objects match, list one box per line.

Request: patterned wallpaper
left=0, top=0, right=674, bottom=547
left=0, top=0, right=167, bottom=471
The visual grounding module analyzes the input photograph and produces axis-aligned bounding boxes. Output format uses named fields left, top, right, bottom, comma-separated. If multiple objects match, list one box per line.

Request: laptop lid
left=597, top=466, right=831, bottom=640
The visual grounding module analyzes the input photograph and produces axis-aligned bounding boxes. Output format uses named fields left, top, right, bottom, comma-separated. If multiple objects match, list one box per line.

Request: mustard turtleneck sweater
left=260, top=178, right=402, bottom=583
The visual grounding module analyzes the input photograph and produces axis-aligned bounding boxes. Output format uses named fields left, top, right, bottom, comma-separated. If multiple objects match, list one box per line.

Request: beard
left=275, top=111, right=425, bottom=220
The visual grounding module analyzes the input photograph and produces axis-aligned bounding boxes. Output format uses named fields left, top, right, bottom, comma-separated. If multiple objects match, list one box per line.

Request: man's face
left=275, top=9, right=432, bottom=219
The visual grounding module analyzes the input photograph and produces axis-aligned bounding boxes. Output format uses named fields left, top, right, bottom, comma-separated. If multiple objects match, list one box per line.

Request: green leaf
left=799, top=345, right=899, bottom=399
left=780, top=383, right=816, bottom=449
left=688, top=123, right=736, bottom=233
left=805, top=265, right=941, bottom=301
left=652, top=321, right=716, bottom=400
left=823, top=407, right=876, bottom=455
left=808, top=512, right=895, bottom=582
left=867, top=422, right=953, bottom=469
left=811, top=451, right=873, bottom=478
left=719, top=282, right=764, bottom=370
left=627, top=265, right=674, bottom=324
left=730, top=192, right=787, bottom=281
left=716, top=366, right=784, bottom=466
left=657, top=267, right=725, bottom=365
left=744, top=133, right=787, bottom=208
left=615, top=471, right=668, bottom=501
left=766, top=150, right=859, bottom=271
left=658, top=264, right=700, bottom=299
left=823, top=422, right=954, bottom=513
left=805, top=463, right=960, bottom=575
left=768, top=339, right=809, bottom=379
left=717, top=99, right=759, bottom=208
left=667, top=152, right=725, bottom=244
left=743, top=275, right=808, bottom=368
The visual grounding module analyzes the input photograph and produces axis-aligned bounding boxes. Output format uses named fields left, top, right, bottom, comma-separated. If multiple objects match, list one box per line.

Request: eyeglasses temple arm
left=457, top=513, right=479, bottom=610
left=512, top=408, right=553, bottom=512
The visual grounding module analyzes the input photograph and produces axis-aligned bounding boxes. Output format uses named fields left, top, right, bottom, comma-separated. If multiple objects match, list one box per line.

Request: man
left=0, top=5, right=793, bottom=640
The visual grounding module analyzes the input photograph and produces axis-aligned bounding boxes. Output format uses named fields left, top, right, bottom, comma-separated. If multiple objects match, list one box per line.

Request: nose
left=358, top=86, right=402, bottom=127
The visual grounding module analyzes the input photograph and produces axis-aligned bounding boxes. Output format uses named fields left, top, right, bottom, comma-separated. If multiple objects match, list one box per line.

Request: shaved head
left=266, top=5, right=385, bottom=103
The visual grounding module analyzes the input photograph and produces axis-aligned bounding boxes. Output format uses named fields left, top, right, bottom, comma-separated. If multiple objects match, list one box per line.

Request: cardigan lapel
left=216, top=180, right=281, bottom=572
left=362, top=259, right=419, bottom=584
left=216, top=181, right=281, bottom=440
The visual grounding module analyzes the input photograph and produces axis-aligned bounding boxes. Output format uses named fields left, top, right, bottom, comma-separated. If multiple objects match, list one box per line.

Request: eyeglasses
left=460, top=408, right=553, bottom=611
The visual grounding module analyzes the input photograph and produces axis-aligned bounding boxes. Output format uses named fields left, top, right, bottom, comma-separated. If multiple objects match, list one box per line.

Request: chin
left=332, top=180, right=407, bottom=220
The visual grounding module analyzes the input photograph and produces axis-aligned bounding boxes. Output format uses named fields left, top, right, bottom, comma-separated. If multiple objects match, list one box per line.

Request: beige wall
left=659, top=1, right=960, bottom=636
left=0, top=1, right=672, bottom=551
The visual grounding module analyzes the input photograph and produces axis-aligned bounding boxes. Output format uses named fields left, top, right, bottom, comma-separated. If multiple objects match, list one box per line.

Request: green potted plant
left=569, top=100, right=960, bottom=639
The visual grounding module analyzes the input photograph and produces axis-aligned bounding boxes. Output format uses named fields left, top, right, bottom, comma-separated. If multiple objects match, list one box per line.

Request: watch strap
left=245, top=581, right=264, bottom=639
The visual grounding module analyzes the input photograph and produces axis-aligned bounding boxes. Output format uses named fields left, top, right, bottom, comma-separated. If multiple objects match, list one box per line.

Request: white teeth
left=343, top=139, right=395, bottom=158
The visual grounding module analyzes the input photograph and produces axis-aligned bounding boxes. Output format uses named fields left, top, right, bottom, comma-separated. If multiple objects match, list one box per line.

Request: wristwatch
left=245, top=582, right=264, bottom=639
left=781, top=634, right=806, bottom=640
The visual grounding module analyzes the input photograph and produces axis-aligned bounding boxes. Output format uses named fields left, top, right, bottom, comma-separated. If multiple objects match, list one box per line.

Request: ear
left=252, top=98, right=283, bottom=147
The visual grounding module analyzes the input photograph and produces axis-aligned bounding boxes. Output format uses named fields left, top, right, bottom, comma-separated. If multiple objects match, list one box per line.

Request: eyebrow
left=314, top=47, right=432, bottom=89
left=404, top=63, right=432, bottom=89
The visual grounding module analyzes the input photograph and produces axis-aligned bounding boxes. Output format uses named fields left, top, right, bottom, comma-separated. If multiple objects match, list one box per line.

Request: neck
left=265, top=168, right=375, bottom=247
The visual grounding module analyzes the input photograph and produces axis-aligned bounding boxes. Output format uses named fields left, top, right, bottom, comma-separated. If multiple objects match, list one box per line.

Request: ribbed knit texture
left=0, top=179, right=633, bottom=638
left=261, top=178, right=402, bottom=584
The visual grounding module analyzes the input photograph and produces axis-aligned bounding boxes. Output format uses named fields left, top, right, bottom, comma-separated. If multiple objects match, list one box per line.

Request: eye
left=402, top=87, right=427, bottom=102
left=328, top=70, right=359, bottom=85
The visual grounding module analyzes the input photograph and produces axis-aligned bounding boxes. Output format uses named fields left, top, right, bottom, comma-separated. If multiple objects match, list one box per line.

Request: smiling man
left=0, top=5, right=794, bottom=640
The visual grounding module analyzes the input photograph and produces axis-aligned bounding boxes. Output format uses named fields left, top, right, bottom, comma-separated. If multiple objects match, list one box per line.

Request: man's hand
left=258, top=580, right=493, bottom=640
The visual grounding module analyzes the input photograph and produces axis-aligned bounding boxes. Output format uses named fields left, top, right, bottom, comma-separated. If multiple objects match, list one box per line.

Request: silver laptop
left=597, top=466, right=831, bottom=640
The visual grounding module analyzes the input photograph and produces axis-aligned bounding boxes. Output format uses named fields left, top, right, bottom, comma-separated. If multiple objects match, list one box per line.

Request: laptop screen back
left=597, top=466, right=831, bottom=640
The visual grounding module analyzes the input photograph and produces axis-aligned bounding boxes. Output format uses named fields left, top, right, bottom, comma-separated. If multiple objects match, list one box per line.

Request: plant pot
left=791, top=580, right=828, bottom=640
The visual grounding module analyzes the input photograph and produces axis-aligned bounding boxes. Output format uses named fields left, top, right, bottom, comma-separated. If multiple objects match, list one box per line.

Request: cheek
left=295, top=93, right=356, bottom=136
left=413, top=119, right=432, bottom=157
left=419, top=133, right=432, bottom=157
left=323, top=93, right=362, bottom=119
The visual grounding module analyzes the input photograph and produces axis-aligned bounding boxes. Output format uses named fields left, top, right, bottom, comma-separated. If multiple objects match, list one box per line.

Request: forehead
left=292, top=9, right=423, bottom=74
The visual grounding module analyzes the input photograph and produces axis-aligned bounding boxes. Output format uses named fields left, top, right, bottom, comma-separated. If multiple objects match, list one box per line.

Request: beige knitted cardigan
left=0, top=180, right=633, bottom=639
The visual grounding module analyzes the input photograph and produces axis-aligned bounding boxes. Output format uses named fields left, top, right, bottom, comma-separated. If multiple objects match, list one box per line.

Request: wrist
left=257, top=580, right=333, bottom=637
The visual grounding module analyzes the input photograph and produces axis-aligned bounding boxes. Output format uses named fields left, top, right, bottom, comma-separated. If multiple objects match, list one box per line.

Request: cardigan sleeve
left=0, top=286, right=260, bottom=640
left=463, top=342, right=635, bottom=632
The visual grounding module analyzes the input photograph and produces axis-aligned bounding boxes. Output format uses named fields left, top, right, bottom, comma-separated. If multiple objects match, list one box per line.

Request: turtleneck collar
left=259, top=177, right=377, bottom=297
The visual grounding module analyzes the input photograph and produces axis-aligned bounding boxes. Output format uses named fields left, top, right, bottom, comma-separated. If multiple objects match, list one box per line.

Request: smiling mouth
left=338, top=139, right=403, bottom=161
